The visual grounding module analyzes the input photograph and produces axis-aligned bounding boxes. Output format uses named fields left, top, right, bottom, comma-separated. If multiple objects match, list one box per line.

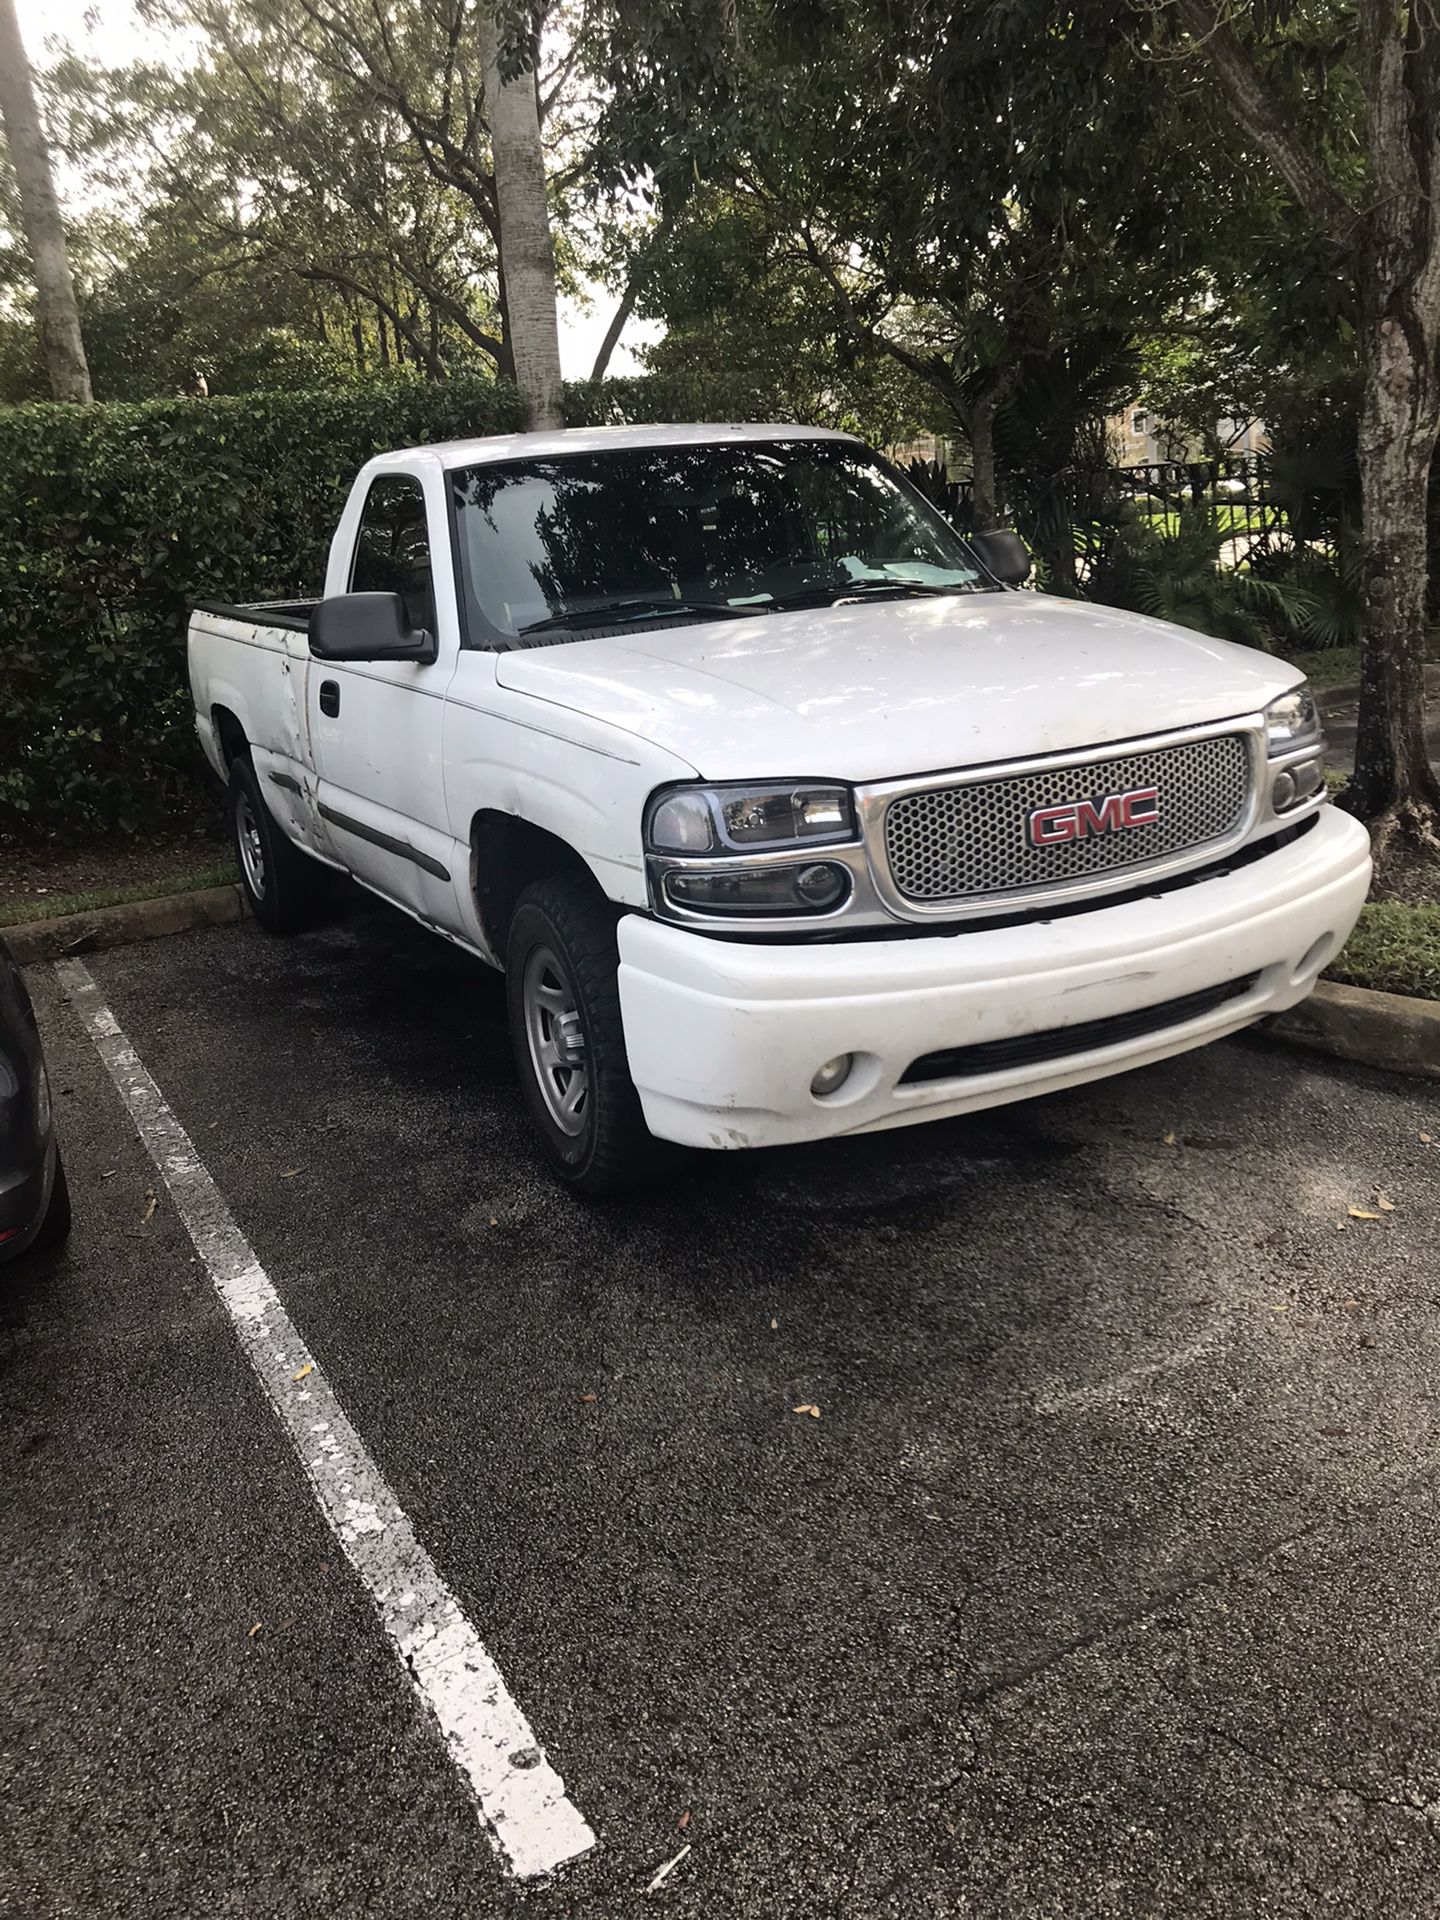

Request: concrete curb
left=3, top=884, right=247, bottom=967
left=1315, top=662, right=1440, bottom=717
left=1264, top=979, right=1440, bottom=1082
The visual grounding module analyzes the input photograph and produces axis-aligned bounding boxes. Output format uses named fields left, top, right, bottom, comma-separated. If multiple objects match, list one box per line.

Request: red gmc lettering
left=1027, top=786, right=1159, bottom=848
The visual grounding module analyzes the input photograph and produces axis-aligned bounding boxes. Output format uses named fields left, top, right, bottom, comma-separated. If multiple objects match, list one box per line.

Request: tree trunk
left=966, top=391, right=1001, bottom=532
left=1347, top=298, right=1440, bottom=849
left=0, top=0, right=92, bottom=401
left=589, top=277, right=637, bottom=385
left=480, top=9, right=563, bottom=430
left=953, top=363, right=1020, bottom=534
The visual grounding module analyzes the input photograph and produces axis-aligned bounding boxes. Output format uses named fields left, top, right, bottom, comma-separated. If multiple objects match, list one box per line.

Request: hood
left=492, top=593, right=1301, bottom=783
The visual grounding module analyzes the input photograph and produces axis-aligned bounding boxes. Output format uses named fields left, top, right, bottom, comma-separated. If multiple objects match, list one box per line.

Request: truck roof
left=363, top=420, right=861, bottom=478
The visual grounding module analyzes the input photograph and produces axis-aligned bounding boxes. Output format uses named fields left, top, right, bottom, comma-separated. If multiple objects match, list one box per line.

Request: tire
left=30, top=1151, right=71, bottom=1253
left=229, top=755, right=322, bottom=934
left=506, top=875, right=667, bottom=1196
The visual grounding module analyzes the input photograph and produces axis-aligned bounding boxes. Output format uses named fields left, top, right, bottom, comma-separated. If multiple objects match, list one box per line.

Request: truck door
left=306, top=472, right=463, bottom=929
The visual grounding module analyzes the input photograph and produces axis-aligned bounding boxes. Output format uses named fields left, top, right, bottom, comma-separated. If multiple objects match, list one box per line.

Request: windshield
left=448, top=438, right=989, bottom=647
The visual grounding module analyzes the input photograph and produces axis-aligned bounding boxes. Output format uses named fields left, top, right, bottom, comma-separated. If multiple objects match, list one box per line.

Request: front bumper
left=616, top=807, right=1373, bottom=1150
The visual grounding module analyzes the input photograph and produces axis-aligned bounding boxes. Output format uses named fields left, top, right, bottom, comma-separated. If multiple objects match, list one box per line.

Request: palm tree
left=480, top=7, right=563, bottom=431
left=0, top=0, right=91, bottom=401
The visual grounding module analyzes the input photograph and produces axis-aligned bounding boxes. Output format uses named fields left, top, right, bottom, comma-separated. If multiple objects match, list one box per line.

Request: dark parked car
left=1, top=940, right=70, bottom=1263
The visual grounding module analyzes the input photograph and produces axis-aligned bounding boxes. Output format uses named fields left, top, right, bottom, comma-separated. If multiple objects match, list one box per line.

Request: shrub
left=1089, top=504, right=1321, bottom=651
left=0, top=378, right=526, bottom=834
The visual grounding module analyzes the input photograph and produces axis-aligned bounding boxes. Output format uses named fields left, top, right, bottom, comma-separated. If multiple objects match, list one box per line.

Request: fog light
left=1272, top=768, right=1296, bottom=811
left=795, top=861, right=849, bottom=909
left=810, top=1054, right=853, bottom=1097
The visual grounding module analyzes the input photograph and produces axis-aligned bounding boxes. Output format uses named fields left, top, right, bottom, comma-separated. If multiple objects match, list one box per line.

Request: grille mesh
left=883, top=733, right=1251, bottom=904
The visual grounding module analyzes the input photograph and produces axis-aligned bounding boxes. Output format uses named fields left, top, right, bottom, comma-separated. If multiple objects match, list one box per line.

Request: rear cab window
left=349, top=475, right=437, bottom=635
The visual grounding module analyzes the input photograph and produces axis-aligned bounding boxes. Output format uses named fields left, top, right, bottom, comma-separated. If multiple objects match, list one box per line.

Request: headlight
left=664, top=860, right=853, bottom=915
left=646, top=781, right=856, bottom=854
left=1264, top=685, right=1322, bottom=756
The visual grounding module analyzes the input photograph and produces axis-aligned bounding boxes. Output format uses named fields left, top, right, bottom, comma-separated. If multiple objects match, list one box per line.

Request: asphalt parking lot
left=5, top=901, right=1440, bottom=1918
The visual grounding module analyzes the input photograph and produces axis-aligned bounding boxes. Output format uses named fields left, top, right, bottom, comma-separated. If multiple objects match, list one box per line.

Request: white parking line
left=57, top=958, right=596, bottom=1883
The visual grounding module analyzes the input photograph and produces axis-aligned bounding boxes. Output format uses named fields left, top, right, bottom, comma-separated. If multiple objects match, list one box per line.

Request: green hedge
left=0, top=377, right=527, bottom=834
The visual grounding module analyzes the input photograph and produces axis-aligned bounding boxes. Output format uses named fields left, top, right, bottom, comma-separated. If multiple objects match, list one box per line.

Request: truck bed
left=192, top=598, right=317, bottom=633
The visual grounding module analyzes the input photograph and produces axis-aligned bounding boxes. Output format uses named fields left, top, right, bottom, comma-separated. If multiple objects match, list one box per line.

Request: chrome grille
left=882, top=733, right=1251, bottom=905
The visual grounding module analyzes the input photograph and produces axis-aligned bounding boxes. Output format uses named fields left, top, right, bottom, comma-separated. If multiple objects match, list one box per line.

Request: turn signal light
left=1273, top=756, right=1324, bottom=812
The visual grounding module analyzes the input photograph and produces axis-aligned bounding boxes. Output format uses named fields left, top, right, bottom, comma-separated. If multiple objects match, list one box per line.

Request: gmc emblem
left=1027, top=786, right=1160, bottom=848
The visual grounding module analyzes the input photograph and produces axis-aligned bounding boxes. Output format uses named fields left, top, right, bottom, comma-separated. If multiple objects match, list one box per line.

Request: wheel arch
left=211, top=703, right=249, bottom=770
left=469, top=811, right=608, bottom=960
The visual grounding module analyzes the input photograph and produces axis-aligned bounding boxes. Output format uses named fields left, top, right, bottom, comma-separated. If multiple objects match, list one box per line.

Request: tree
left=1167, top=0, right=1440, bottom=855
left=591, top=0, right=1223, bottom=537
left=23, top=0, right=610, bottom=402
left=623, top=189, right=941, bottom=444
left=480, top=6, right=563, bottom=428
left=0, top=0, right=92, bottom=400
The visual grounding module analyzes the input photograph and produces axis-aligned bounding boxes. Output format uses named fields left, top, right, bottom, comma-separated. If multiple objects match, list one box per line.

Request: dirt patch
left=0, top=813, right=230, bottom=916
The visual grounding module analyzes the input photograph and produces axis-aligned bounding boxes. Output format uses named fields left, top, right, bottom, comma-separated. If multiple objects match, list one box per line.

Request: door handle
left=319, top=679, right=340, bottom=718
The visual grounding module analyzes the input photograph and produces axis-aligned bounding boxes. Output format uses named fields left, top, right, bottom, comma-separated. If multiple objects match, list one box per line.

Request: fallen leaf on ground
left=292, top=1361, right=314, bottom=1383
left=1348, top=1207, right=1382, bottom=1221
left=1420, top=1132, right=1434, bottom=1145
left=279, top=1168, right=301, bottom=1180
left=140, top=1189, right=157, bottom=1224
left=677, top=1810, right=691, bottom=1831
left=101, top=1168, right=117, bottom=1181
left=489, top=1217, right=498, bottom=1227
left=792, top=1403, right=821, bottom=1418
left=1376, top=1192, right=1396, bottom=1211
left=578, top=1392, right=598, bottom=1405
left=770, top=1317, right=779, bottom=1330
left=247, top=1621, right=264, bottom=1638
left=1270, top=1304, right=1290, bottom=1313
left=1162, top=1130, right=1177, bottom=1147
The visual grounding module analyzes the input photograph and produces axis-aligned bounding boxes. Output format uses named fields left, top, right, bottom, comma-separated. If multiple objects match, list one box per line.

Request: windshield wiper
left=519, top=597, right=755, bottom=636
left=765, top=579, right=966, bottom=611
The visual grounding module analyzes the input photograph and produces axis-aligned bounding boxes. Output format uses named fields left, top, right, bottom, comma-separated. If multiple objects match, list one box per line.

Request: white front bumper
left=616, top=808, right=1372, bottom=1151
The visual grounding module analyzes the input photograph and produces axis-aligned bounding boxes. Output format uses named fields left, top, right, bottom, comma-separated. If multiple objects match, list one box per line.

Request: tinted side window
left=349, top=477, right=436, bottom=635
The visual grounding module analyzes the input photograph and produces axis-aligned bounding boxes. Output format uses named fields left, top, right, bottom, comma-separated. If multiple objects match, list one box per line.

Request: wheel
left=29, top=1151, right=71, bottom=1253
left=506, top=875, right=668, bottom=1196
left=229, top=755, right=322, bottom=934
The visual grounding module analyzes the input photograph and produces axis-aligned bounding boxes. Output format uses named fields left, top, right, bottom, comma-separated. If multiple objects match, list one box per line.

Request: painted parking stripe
left=57, top=958, right=595, bottom=1883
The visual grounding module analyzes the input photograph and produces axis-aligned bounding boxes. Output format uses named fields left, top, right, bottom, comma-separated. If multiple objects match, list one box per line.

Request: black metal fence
left=905, top=451, right=1302, bottom=584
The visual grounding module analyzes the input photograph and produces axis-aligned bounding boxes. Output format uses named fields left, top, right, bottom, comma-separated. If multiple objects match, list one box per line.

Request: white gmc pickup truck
left=188, top=422, right=1372, bottom=1193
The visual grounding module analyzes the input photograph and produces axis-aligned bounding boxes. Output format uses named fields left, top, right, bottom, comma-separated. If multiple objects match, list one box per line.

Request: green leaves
left=0, top=377, right=524, bottom=835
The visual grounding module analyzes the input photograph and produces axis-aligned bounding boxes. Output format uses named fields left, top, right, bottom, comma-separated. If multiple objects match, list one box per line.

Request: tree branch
left=588, top=208, right=673, bottom=380
left=1173, top=0, right=1357, bottom=245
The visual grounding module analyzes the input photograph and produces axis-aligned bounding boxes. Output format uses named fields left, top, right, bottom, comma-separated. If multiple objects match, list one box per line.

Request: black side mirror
left=970, top=529, right=1032, bottom=587
left=309, top=591, right=437, bottom=664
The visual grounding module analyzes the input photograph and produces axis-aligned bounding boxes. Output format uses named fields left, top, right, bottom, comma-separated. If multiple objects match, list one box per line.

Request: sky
left=13, top=0, right=655, bottom=377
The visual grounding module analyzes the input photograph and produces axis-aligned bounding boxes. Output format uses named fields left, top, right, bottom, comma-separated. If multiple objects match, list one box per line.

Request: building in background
left=1110, top=407, right=1269, bottom=467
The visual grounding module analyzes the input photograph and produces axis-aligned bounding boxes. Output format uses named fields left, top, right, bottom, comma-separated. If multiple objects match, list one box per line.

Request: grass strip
left=0, top=861, right=239, bottom=929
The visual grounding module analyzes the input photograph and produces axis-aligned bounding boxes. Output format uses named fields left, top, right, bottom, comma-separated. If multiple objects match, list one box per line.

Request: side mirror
left=970, top=529, right=1032, bottom=587
left=309, top=592, right=437, bottom=664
